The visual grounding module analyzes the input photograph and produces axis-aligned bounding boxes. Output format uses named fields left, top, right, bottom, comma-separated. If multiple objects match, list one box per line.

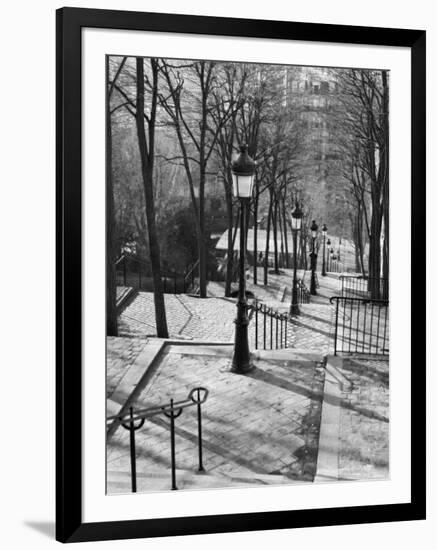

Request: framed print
left=56, top=7, right=426, bottom=543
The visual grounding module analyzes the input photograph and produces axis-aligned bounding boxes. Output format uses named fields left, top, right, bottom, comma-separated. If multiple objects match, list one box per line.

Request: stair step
left=107, top=468, right=308, bottom=493
left=253, top=348, right=324, bottom=362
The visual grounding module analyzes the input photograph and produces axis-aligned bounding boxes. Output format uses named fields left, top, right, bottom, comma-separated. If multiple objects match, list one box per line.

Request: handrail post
left=120, top=407, right=145, bottom=493
left=128, top=407, right=137, bottom=492
left=263, top=305, right=266, bottom=349
left=196, top=389, right=204, bottom=472
left=285, top=317, right=288, bottom=348
left=275, top=315, right=278, bottom=348
left=255, top=302, right=258, bottom=350
left=168, top=399, right=177, bottom=490
left=334, top=298, right=339, bottom=356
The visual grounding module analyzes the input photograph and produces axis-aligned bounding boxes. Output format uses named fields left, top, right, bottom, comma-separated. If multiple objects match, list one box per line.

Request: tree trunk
left=382, top=233, right=389, bottom=299
left=381, top=70, right=390, bottom=299
left=351, top=206, right=365, bottom=275
left=368, top=206, right=383, bottom=300
left=198, top=163, right=207, bottom=298
left=273, top=195, right=279, bottom=273
left=352, top=213, right=361, bottom=273
left=253, top=183, right=259, bottom=285
left=224, top=192, right=234, bottom=297
left=278, top=199, right=285, bottom=269
left=282, top=196, right=289, bottom=268
left=135, top=57, right=169, bottom=338
left=264, top=198, right=273, bottom=285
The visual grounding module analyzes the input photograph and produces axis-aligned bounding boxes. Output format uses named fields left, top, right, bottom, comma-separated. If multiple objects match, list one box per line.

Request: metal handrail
left=116, top=253, right=194, bottom=294
left=183, top=259, right=200, bottom=291
left=296, top=278, right=310, bottom=304
left=339, top=275, right=389, bottom=300
left=330, top=296, right=389, bottom=356
left=116, top=252, right=183, bottom=279
left=248, top=300, right=289, bottom=350
left=108, top=387, right=209, bottom=492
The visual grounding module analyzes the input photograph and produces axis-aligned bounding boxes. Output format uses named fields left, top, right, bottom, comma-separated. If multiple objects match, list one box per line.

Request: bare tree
left=106, top=56, right=127, bottom=336
left=333, top=69, right=389, bottom=296
left=135, top=57, right=169, bottom=336
left=109, top=57, right=169, bottom=337
left=159, top=60, right=238, bottom=297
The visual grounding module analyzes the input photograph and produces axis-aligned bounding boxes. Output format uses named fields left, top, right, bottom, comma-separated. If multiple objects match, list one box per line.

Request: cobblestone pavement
left=207, top=268, right=305, bottom=304
left=118, top=270, right=344, bottom=349
left=106, top=336, right=148, bottom=398
left=303, top=273, right=342, bottom=305
left=288, top=304, right=335, bottom=353
left=107, top=345, right=325, bottom=493
left=244, top=272, right=341, bottom=353
left=285, top=274, right=343, bottom=353
left=118, top=292, right=236, bottom=342
left=337, top=357, right=389, bottom=480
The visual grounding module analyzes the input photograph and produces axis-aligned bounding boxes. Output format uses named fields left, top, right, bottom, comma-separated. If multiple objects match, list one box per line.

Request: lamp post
left=326, top=238, right=331, bottom=272
left=329, top=247, right=334, bottom=273
left=321, top=224, right=327, bottom=276
left=310, top=220, right=318, bottom=295
left=230, top=144, right=256, bottom=374
left=289, top=202, right=303, bottom=316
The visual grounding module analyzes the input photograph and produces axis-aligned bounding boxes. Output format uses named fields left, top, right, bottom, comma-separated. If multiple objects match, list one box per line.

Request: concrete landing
left=106, top=341, right=325, bottom=494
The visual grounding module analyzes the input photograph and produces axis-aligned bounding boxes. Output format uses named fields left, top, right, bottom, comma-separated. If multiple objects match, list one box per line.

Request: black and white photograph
left=105, top=56, right=390, bottom=494
left=0, top=0, right=431, bottom=546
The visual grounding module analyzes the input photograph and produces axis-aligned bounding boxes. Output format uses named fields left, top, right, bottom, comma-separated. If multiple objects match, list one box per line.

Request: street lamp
left=310, top=220, right=318, bottom=295
left=230, top=144, right=256, bottom=374
left=289, top=201, right=303, bottom=316
left=326, top=238, right=331, bottom=272
left=329, top=247, right=334, bottom=273
left=321, top=223, right=327, bottom=277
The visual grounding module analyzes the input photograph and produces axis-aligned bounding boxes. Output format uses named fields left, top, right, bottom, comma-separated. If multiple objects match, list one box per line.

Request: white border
left=83, top=27, right=411, bottom=523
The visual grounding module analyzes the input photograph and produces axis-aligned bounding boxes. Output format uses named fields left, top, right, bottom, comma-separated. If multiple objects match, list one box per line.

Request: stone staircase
left=107, top=467, right=306, bottom=494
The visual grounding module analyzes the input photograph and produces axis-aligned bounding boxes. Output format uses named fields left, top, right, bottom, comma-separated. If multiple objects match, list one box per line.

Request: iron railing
left=183, top=259, right=199, bottom=292
left=330, top=296, right=389, bottom=356
left=297, top=279, right=310, bottom=304
left=115, top=254, right=194, bottom=294
left=339, top=275, right=389, bottom=300
left=107, top=387, right=209, bottom=492
left=249, top=301, right=289, bottom=350
left=328, top=258, right=344, bottom=273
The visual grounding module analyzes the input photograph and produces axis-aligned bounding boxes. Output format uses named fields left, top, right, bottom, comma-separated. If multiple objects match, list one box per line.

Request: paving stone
left=336, top=357, right=389, bottom=480
left=106, top=336, right=148, bottom=398
left=119, top=292, right=237, bottom=342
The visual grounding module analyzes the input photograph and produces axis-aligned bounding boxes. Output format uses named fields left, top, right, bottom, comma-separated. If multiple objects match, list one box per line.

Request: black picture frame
left=56, top=6, right=426, bottom=543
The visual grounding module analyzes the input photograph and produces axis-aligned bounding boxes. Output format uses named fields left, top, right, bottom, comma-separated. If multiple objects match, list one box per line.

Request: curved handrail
left=107, top=386, right=209, bottom=425
left=183, top=259, right=200, bottom=281
left=248, top=300, right=288, bottom=322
